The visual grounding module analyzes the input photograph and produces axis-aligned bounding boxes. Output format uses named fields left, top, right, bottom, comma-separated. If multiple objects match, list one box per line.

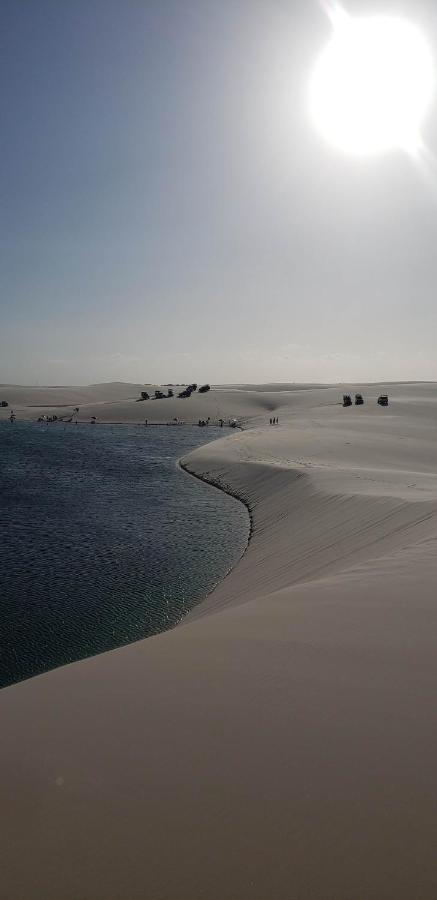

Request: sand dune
left=0, top=383, right=288, bottom=424
left=0, top=380, right=424, bottom=424
left=0, top=381, right=146, bottom=407
left=2, top=382, right=437, bottom=898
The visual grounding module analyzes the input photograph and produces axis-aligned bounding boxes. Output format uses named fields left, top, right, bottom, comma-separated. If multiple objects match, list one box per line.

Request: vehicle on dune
left=355, top=393, right=364, bottom=405
left=378, top=394, right=389, bottom=406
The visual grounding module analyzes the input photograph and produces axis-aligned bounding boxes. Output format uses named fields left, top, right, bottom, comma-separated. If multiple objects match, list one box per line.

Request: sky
left=2, top=0, right=437, bottom=385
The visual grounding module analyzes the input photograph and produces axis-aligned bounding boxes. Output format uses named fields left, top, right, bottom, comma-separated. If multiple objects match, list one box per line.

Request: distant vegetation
left=139, top=383, right=210, bottom=401
left=1, top=400, right=8, bottom=407
left=138, top=389, right=176, bottom=400
left=177, top=384, right=197, bottom=398
left=156, top=389, right=174, bottom=399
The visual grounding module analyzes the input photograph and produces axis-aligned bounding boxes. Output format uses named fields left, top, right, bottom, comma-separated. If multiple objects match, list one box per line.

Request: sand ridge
left=2, top=382, right=437, bottom=898
left=0, top=380, right=424, bottom=424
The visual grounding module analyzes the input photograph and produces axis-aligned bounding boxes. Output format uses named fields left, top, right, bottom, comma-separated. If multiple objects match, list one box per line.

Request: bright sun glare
left=309, top=12, right=435, bottom=156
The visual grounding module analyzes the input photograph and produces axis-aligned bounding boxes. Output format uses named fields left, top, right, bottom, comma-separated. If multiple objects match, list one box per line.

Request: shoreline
left=0, top=417, right=239, bottom=428
left=178, top=451, right=254, bottom=621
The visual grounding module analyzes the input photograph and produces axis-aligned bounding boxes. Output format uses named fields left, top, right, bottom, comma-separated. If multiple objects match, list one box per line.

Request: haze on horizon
left=2, top=0, right=437, bottom=387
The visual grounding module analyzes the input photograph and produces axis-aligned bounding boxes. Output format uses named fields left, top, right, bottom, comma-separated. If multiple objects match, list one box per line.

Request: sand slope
left=2, top=380, right=434, bottom=427
left=0, top=382, right=296, bottom=424
left=2, top=383, right=437, bottom=898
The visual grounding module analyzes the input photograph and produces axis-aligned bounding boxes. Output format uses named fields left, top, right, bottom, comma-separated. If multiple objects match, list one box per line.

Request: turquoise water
left=0, top=422, right=249, bottom=688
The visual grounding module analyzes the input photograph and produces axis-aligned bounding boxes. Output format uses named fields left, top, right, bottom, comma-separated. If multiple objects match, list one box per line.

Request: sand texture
left=2, top=382, right=437, bottom=898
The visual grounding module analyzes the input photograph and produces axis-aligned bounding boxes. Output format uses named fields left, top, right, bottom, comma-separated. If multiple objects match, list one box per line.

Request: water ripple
left=0, top=423, right=249, bottom=687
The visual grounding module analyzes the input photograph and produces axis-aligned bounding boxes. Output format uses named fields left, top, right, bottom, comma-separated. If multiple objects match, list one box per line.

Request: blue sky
left=2, top=0, right=437, bottom=384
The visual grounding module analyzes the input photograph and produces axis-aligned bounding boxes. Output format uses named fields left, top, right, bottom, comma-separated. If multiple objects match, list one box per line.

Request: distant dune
left=0, top=381, right=145, bottom=408
left=1, top=382, right=336, bottom=424
left=0, top=380, right=426, bottom=425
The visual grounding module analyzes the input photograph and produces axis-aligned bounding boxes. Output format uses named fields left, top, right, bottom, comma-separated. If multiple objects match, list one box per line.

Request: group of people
left=144, top=416, right=228, bottom=428
left=269, top=417, right=279, bottom=425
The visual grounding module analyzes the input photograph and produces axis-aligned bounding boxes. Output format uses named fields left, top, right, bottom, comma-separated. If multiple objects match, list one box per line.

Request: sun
left=309, top=13, right=435, bottom=156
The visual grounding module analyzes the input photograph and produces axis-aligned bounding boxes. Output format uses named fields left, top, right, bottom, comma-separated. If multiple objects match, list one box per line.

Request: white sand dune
left=0, top=382, right=289, bottom=424
left=2, top=382, right=437, bottom=898
left=0, top=381, right=146, bottom=407
left=0, top=380, right=426, bottom=424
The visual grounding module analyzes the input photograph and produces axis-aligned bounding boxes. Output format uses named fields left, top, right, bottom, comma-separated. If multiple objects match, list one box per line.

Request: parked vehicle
left=342, top=394, right=352, bottom=407
left=355, top=393, right=364, bottom=405
left=377, top=395, right=389, bottom=407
